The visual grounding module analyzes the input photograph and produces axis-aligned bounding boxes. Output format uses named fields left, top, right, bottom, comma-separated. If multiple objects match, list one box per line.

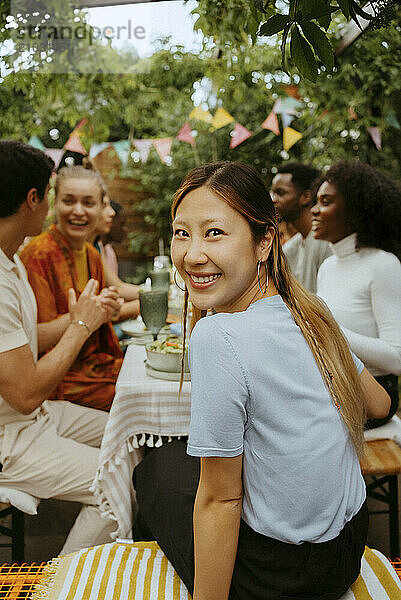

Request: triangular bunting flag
left=261, top=111, right=280, bottom=135
left=75, top=118, right=88, bottom=130
left=89, top=142, right=110, bottom=159
left=113, top=140, right=130, bottom=165
left=272, top=98, right=282, bottom=114
left=44, top=148, right=65, bottom=169
left=280, top=96, right=303, bottom=112
left=64, top=134, right=87, bottom=155
left=212, top=108, right=235, bottom=129
left=385, top=111, right=401, bottom=130
left=281, top=113, right=295, bottom=129
left=189, top=105, right=213, bottom=124
left=367, top=127, right=382, bottom=151
left=176, top=122, right=196, bottom=146
left=273, top=97, right=298, bottom=115
left=230, top=123, right=252, bottom=149
left=283, top=127, right=303, bottom=151
left=153, top=138, right=173, bottom=163
left=28, top=135, right=45, bottom=150
left=284, top=85, right=300, bottom=99
left=134, top=139, right=153, bottom=162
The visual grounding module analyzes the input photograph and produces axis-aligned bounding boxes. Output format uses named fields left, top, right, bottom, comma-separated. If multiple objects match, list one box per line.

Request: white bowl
left=145, top=345, right=189, bottom=373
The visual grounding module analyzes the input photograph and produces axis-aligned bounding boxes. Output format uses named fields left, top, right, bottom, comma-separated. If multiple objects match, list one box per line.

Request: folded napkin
left=364, top=414, right=401, bottom=446
left=31, top=542, right=400, bottom=600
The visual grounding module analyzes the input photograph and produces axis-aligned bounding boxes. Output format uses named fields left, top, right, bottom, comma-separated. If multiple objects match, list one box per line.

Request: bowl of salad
left=145, top=335, right=189, bottom=373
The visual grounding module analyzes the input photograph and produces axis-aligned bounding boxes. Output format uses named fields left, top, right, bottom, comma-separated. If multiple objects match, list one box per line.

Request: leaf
left=253, top=0, right=267, bottom=13
left=385, top=111, right=401, bottom=130
left=318, top=14, right=331, bottom=30
left=299, top=0, right=336, bottom=28
left=348, top=3, right=363, bottom=30
left=298, top=0, right=326, bottom=19
left=258, top=14, right=291, bottom=36
left=281, top=23, right=291, bottom=75
left=290, top=24, right=318, bottom=82
left=337, top=0, right=350, bottom=19
left=300, top=21, right=334, bottom=71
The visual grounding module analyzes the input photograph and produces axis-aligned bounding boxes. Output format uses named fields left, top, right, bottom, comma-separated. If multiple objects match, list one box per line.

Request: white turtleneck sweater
left=316, top=233, right=401, bottom=377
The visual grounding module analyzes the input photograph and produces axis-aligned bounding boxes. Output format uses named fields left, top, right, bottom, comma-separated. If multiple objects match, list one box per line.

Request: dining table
left=90, top=342, right=191, bottom=541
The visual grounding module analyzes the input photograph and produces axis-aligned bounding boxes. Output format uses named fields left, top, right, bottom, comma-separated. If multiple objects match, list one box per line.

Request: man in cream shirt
left=271, top=162, right=331, bottom=293
left=0, top=140, right=121, bottom=554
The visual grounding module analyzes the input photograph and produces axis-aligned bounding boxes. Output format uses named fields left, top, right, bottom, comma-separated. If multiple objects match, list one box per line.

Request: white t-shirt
left=0, top=249, right=43, bottom=423
left=187, top=296, right=365, bottom=544
left=317, top=234, right=401, bottom=377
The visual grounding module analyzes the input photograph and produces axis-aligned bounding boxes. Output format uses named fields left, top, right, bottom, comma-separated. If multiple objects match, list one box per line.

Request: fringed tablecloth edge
left=30, top=557, right=63, bottom=600
left=91, top=432, right=189, bottom=540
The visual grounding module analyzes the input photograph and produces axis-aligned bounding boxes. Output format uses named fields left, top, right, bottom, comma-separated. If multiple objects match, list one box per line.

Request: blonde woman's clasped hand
left=68, top=279, right=122, bottom=334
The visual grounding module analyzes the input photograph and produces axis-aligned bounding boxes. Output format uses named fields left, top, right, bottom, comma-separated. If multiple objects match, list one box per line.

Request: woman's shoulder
left=19, top=229, right=56, bottom=262
left=190, top=313, right=237, bottom=351
left=191, top=301, right=280, bottom=346
left=360, top=247, right=400, bottom=270
left=191, top=313, right=223, bottom=340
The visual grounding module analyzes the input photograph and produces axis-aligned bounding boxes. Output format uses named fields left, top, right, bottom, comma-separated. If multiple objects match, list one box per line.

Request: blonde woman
left=133, top=162, right=390, bottom=600
left=20, top=165, right=123, bottom=411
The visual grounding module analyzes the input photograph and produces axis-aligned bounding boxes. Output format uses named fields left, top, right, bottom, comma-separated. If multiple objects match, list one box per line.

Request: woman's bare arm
left=360, top=368, right=391, bottom=420
left=193, top=454, right=243, bottom=600
left=103, top=260, right=139, bottom=301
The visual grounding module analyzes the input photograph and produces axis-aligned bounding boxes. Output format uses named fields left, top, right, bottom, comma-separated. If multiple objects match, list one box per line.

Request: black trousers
left=133, top=440, right=368, bottom=600
left=366, top=374, right=399, bottom=430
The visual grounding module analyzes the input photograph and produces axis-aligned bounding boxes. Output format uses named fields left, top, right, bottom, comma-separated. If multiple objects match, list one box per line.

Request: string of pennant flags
left=28, top=94, right=399, bottom=168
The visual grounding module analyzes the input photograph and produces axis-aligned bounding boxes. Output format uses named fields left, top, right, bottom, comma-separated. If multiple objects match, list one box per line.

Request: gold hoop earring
left=173, top=268, right=186, bottom=292
left=257, top=260, right=268, bottom=295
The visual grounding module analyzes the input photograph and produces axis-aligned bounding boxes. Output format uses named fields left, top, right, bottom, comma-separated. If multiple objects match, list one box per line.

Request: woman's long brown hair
left=172, top=161, right=366, bottom=457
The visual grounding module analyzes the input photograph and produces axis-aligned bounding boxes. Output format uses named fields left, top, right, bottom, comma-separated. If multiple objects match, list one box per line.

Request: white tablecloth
left=91, top=344, right=191, bottom=540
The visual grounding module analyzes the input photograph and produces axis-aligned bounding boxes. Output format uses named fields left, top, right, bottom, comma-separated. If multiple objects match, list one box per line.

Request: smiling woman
left=133, top=161, right=392, bottom=600
left=171, top=186, right=269, bottom=314
left=20, top=164, right=123, bottom=412
left=313, top=160, right=401, bottom=429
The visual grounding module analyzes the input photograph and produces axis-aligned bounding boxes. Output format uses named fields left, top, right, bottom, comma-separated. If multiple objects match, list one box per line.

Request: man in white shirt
left=271, top=162, right=331, bottom=293
left=0, top=140, right=121, bottom=555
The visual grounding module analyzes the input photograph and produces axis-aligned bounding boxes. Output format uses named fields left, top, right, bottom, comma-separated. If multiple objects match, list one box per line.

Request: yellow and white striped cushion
left=31, top=542, right=400, bottom=600
left=31, top=542, right=190, bottom=600
left=340, top=546, right=401, bottom=600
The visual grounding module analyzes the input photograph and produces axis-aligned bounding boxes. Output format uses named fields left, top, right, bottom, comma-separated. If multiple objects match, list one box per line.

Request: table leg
left=389, top=475, right=400, bottom=558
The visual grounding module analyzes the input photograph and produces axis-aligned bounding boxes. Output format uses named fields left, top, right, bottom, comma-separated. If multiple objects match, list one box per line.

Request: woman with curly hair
left=312, top=160, right=401, bottom=428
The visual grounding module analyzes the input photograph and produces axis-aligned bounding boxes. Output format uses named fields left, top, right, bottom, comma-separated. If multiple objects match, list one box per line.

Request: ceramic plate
left=145, top=362, right=191, bottom=382
left=120, top=319, right=170, bottom=338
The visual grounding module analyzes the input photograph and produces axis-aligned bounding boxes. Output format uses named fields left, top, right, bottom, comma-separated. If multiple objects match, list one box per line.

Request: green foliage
left=190, top=1, right=398, bottom=81
left=259, top=14, right=290, bottom=36
left=1, top=6, right=400, bottom=256
left=296, top=16, right=401, bottom=173
left=299, top=21, right=334, bottom=72
left=290, top=24, right=318, bottom=82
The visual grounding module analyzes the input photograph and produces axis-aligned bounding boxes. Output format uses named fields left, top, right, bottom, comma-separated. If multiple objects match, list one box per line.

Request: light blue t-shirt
left=187, top=295, right=366, bottom=545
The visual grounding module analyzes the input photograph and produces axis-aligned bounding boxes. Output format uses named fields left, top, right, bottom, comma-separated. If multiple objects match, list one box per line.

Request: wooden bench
left=0, top=503, right=25, bottom=563
left=360, top=439, right=401, bottom=558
